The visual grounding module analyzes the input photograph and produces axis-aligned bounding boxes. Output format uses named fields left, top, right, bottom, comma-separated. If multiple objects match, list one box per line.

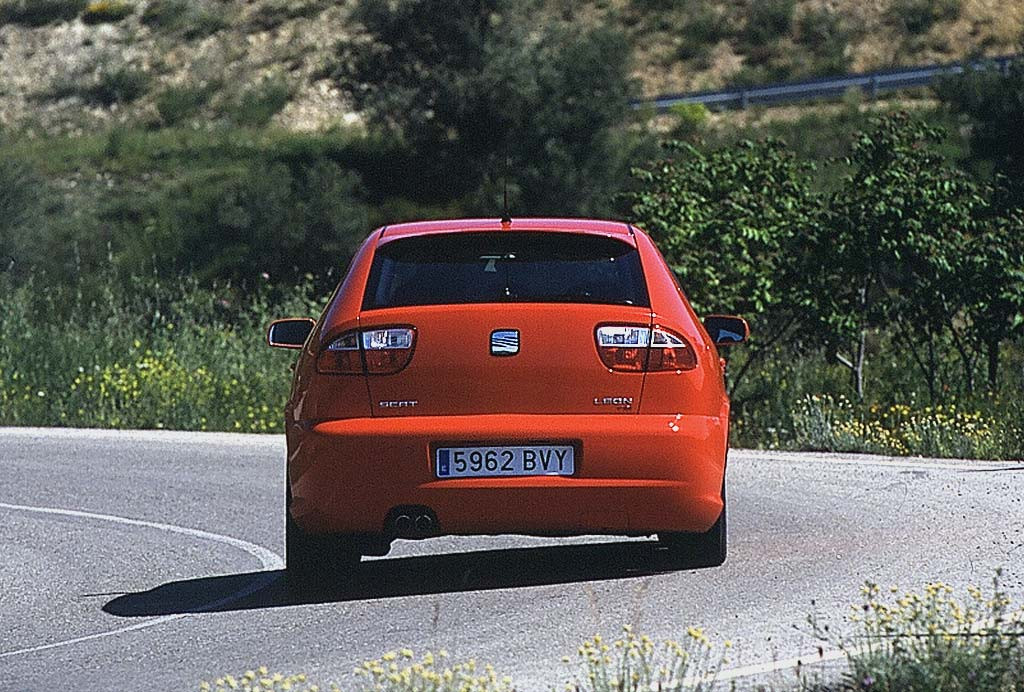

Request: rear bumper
left=288, top=413, right=727, bottom=536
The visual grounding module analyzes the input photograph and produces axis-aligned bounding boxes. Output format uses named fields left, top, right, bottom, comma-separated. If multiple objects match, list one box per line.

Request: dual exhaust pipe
left=387, top=506, right=438, bottom=538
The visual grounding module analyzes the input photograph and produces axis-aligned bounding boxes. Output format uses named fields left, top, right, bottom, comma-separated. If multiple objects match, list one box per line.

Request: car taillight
left=362, top=328, right=415, bottom=374
left=596, top=326, right=650, bottom=372
left=317, top=330, right=363, bottom=374
left=595, top=325, right=697, bottom=373
left=647, top=326, right=697, bottom=372
left=317, top=327, right=416, bottom=375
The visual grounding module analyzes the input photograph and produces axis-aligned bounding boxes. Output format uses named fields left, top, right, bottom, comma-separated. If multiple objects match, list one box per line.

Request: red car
left=268, top=218, right=747, bottom=577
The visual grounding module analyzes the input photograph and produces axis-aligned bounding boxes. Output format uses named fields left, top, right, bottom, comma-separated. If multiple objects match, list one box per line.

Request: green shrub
left=790, top=394, right=1021, bottom=459
left=91, top=64, right=149, bottom=105
left=140, top=0, right=186, bottom=28
left=681, top=4, right=730, bottom=44
left=155, top=82, right=217, bottom=125
left=181, top=4, right=226, bottom=39
left=811, top=571, right=1024, bottom=691
left=794, top=8, right=852, bottom=75
left=81, top=0, right=133, bottom=23
left=791, top=394, right=900, bottom=455
left=118, top=155, right=368, bottom=283
left=3, top=124, right=380, bottom=284
left=675, top=41, right=713, bottom=68
left=141, top=0, right=226, bottom=38
left=0, top=0, right=85, bottom=26
left=51, top=63, right=149, bottom=105
left=247, top=0, right=324, bottom=31
left=729, top=61, right=793, bottom=86
left=742, top=0, right=795, bottom=47
left=887, top=0, right=962, bottom=35
left=676, top=3, right=730, bottom=62
left=668, top=102, right=709, bottom=138
left=227, top=76, right=292, bottom=128
left=565, top=626, right=723, bottom=691
left=631, top=0, right=687, bottom=12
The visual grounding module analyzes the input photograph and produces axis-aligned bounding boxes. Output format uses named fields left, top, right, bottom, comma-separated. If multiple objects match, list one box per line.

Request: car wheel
left=658, top=483, right=726, bottom=567
left=285, top=486, right=360, bottom=584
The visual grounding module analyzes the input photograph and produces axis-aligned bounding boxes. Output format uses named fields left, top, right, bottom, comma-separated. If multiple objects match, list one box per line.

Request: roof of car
left=378, top=218, right=635, bottom=242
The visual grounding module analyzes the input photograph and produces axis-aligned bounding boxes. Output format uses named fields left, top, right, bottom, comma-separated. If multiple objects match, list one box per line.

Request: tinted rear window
left=363, top=232, right=649, bottom=309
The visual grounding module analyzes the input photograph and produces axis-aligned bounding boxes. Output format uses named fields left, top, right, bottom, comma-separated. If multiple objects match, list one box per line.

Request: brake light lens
left=317, top=330, right=363, bottom=374
left=362, top=328, right=415, bottom=374
left=317, top=327, right=416, bottom=375
left=596, top=325, right=697, bottom=373
left=596, top=326, right=650, bottom=371
left=648, top=326, right=697, bottom=371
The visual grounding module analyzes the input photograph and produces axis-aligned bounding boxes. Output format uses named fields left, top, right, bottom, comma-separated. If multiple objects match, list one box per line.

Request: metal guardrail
left=635, top=54, right=1019, bottom=112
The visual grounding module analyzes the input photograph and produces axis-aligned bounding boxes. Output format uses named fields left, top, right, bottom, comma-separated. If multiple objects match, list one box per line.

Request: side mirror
left=267, top=318, right=315, bottom=349
left=703, top=315, right=749, bottom=346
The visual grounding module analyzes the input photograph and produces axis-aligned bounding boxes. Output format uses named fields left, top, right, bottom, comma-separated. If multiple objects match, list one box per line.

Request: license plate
left=435, top=445, right=575, bottom=478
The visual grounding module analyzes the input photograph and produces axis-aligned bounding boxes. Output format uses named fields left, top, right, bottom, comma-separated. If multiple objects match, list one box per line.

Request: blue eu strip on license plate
left=435, top=445, right=575, bottom=478
left=437, top=448, right=451, bottom=477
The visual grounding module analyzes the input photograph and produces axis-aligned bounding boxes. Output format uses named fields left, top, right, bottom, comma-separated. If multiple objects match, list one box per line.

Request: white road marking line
left=0, top=502, right=284, bottom=659
left=707, top=648, right=847, bottom=684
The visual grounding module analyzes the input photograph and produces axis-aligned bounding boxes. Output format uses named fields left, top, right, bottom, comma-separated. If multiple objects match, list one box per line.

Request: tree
left=628, top=138, right=822, bottom=396
left=817, top=112, right=983, bottom=401
left=960, top=207, right=1024, bottom=390
left=936, top=58, right=1024, bottom=391
left=115, top=160, right=369, bottom=284
left=937, top=58, right=1024, bottom=213
left=336, top=0, right=635, bottom=216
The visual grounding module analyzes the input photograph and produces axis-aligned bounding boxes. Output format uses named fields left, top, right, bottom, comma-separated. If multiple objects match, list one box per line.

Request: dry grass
left=1, top=0, right=1020, bottom=135
left=621, top=0, right=1023, bottom=96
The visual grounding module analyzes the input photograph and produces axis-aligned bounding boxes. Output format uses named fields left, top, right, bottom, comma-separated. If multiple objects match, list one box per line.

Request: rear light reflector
left=648, top=327, right=697, bottom=371
left=596, top=326, right=650, bottom=372
left=318, top=327, right=416, bottom=375
left=317, top=330, right=362, bottom=374
left=362, top=328, right=415, bottom=374
left=596, top=325, right=697, bottom=373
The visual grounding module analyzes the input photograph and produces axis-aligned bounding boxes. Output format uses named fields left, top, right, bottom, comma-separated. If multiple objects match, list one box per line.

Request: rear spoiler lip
left=378, top=219, right=637, bottom=246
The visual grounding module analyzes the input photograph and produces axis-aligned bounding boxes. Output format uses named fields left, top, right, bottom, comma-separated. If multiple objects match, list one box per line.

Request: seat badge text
left=379, top=400, right=418, bottom=408
left=593, top=396, right=633, bottom=410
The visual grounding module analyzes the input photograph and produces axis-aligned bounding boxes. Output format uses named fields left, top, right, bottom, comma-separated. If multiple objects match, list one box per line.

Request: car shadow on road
left=104, top=540, right=710, bottom=617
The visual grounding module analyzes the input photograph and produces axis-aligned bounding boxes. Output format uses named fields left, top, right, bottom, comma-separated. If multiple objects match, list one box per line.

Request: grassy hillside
left=0, top=0, right=1019, bottom=135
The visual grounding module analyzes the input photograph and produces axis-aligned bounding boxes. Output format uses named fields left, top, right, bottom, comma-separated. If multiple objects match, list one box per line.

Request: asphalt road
left=2, top=427, right=1023, bottom=691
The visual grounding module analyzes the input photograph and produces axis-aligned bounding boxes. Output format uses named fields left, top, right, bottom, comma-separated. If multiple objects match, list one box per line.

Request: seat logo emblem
left=490, top=329, right=519, bottom=356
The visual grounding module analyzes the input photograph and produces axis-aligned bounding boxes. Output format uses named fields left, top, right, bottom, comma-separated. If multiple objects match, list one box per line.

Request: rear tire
left=658, top=483, right=726, bottom=567
left=286, top=486, right=360, bottom=584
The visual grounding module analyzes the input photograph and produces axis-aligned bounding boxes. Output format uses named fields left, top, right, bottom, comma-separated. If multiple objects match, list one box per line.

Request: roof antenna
left=500, top=152, right=512, bottom=226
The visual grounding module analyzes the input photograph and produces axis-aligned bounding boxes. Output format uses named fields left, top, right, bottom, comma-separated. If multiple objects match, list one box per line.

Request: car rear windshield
left=363, top=232, right=650, bottom=309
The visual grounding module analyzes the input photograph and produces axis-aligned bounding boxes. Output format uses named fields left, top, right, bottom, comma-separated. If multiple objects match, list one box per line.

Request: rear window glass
left=363, top=232, right=650, bottom=309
